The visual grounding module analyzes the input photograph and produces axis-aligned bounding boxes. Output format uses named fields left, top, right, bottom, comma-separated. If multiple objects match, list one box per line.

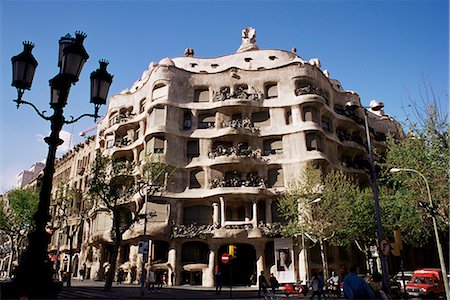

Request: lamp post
left=345, top=100, right=390, bottom=293
left=389, top=168, right=450, bottom=299
left=9, top=32, right=113, bottom=299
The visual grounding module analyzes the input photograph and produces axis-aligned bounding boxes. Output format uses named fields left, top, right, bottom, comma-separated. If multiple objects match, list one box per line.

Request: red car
left=405, top=269, right=445, bottom=298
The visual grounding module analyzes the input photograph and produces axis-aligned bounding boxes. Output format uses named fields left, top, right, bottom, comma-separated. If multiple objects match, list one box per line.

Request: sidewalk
left=58, top=280, right=283, bottom=299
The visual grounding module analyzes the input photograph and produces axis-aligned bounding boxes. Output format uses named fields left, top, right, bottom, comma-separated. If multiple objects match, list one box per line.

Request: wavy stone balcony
left=171, top=223, right=217, bottom=239
left=295, top=85, right=329, bottom=105
left=213, top=86, right=263, bottom=102
left=208, top=143, right=262, bottom=159
left=209, top=172, right=266, bottom=189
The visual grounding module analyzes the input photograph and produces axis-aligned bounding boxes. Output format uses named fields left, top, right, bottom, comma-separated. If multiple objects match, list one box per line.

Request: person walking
left=147, top=268, right=155, bottom=293
left=258, top=271, right=268, bottom=298
left=310, top=272, right=321, bottom=299
left=343, top=266, right=377, bottom=299
left=215, top=269, right=222, bottom=294
left=269, top=273, right=279, bottom=294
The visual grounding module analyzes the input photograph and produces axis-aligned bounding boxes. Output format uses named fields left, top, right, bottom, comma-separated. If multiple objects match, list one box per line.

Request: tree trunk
left=319, top=238, right=329, bottom=279
left=104, top=219, right=122, bottom=291
left=8, top=236, right=15, bottom=277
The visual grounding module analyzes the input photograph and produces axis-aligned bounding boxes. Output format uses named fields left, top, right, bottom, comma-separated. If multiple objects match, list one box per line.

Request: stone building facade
left=48, top=28, right=400, bottom=287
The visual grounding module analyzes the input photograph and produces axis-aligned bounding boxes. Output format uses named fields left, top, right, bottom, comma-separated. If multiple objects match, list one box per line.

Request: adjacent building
left=48, top=28, right=400, bottom=286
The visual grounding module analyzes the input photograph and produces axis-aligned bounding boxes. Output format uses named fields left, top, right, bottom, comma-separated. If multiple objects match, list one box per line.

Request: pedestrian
left=156, top=272, right=163, bottom=291
left=369, top=272, right=389, bottom=300
left=79, top=268, right=85, bottom=281
left=171, top=271, right=175, bottom=286
left=269, top=273, right=279, bottom=294
left=116, top=267, right=124, bottom=284
left=318, top=271, right=327, bottom=299
left=310, top=272, right=321, bottom=299
left=215, top=269, right=222, bottom=294
left=258, top=271, right=268, bottom=298
left=147, top=268, right=155, bottom=293
left=343, top=266, right=377, bottom=299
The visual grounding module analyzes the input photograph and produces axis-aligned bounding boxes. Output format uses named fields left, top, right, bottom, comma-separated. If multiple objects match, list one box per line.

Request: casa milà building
left=50, top=28, right=400, bottom=287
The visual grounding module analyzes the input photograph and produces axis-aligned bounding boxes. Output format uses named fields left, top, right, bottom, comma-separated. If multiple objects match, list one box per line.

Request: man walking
left=258, top=271, right=268, bottom=298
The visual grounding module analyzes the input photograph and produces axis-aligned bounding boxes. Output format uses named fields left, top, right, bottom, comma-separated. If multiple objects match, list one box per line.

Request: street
left=58, top=280, right=308, bottom=299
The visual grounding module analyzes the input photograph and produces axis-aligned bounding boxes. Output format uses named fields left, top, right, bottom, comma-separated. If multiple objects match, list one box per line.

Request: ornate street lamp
left=345, top=100, right=390, bottom=294
left=389, top=168, right=450, bottom=299
left=7, top=32, right=113, bottom=299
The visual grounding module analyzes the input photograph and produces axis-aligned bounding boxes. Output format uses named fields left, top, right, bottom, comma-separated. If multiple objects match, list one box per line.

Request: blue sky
left=1, top=0, right=448, bottom=193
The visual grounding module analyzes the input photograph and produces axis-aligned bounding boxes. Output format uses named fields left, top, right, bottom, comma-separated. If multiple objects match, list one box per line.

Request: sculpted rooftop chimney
left=236, top=27, right=259, bottom=53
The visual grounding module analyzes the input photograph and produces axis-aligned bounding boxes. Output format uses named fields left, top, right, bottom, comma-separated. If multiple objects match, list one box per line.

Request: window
left=152, top=84, right=168, bottom=100
left=194, top=88, right=209, bottom=102
left=267, top=168, right=284, bottom=188
left=189, top=170, right=205, bottom=188
left=303, top=106, right=318, bottom=122
left=183, top=206, right=211, bottom=225
left=285, top=108, right=292, bottom=125
left=146, top=136, right=165, bottom=154
left=306, top=133, right=323, bottom=151
left=321, top=117, right=332, bottom=133
left=252, top=110, right=270, bottom=127
left=263, top=138, right=283, bottom=155
left=187, top=140, right=200, bottom=159
left=181, top=242, right=209, bottom=263
left=183, top=111, right=192, bottom=130
left=198, top=114, right=215, bottom=129
left=265, top=83, right=278, bottom=99
left=151, top=106, right=165, bottom=125
left=139, top=98, right=146, bottom=113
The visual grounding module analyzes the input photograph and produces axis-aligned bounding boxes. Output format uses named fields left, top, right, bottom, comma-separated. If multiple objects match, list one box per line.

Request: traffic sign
left=380, top=238, right=390, bottom=256
left=221, top=253, right=230, bottom=264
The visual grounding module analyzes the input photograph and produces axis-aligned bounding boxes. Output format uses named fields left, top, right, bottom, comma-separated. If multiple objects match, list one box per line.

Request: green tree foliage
left=278, top=167, right=358, bottom=277
left=380, top=81, right=449, bottom=245
left=88, top=153, right=174, bottom=291
left=0, top=188, right=39, bottom=276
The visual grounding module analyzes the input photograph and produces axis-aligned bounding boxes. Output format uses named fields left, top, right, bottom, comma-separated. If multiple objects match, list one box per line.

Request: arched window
left=198, top=114, right=215, bottom=129
left=267, top=168, right=284, bottom=188
left=252, top=110, right=270, bottom=127
left=183, top=111, right=192, bottom=130
left=306, top=133, right=323, bottom=151
left=152, top=84, right=168, bottom=100
left=194, top=88, right=209, bottom=102
left=265, top=83, right=278, bottom=99
left=189, top=169, right=205, bottom=188
left=303, top=106, right=318, bottom=123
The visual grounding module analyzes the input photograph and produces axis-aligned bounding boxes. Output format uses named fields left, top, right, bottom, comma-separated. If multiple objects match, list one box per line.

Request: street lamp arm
left=64, top=113, right=98, bottom=124
left=13, top=99, right=52, bottom=121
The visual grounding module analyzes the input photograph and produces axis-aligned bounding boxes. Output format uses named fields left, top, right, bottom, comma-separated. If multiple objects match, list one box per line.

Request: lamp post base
left=3, top=229, right=62, bottom=299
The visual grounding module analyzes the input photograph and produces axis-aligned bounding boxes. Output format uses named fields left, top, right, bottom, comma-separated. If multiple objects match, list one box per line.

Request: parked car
left=392, top=271, right=413, bottom=293
left=405, top=269, right=445, bottom=298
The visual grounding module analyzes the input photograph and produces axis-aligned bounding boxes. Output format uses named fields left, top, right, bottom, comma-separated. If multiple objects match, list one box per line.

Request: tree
left=51, top=183, right=92, bottom=287
left=88, top=153, right=174, bottom=291
left=380, top=80, right=449, bottom=244
left=278, top=167, right=357, bottom=278
left=0, top=188, right=39, bottom=277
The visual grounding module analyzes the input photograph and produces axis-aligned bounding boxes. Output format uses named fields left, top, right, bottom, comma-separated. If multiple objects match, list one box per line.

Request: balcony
left=220, top=118, right=259, bottom=133
left=210, top=171, right=265, bottom=189
left=213, top=86, right=263, bottom=102
left=208, top=143, right=261, bottom=159
left=295, top=85, right=329, bottom=104
left=171, top=223, right=217, bottom=239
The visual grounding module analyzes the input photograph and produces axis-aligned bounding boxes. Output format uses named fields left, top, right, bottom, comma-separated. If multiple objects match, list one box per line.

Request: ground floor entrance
left=218, top=244, right=256, bottom=286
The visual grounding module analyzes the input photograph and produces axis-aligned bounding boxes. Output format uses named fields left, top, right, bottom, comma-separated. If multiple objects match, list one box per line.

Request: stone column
left=176, top=201, right=183, bottom=225
left=255, top=245, right=265, bottom=286
left=265, top=198, right=273, bottom=225
left=204, top=248, right=215, bottom=287
left=139, top=120, right=145, bottom=138
left=251, top=201, right=258, bottom=227
left=212, top=203, right=219, bottom=225
left=219, top=197, right=225, bottom=227
left=168, top=241, right=177, bottom=286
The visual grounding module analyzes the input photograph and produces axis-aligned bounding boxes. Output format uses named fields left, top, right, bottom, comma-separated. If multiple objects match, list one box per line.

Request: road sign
left=138, top=240, right=149, bottom=254
left=221, top=253, right=230, bottom=264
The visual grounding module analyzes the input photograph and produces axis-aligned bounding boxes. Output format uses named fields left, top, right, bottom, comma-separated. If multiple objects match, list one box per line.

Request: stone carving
left=237, top=27, right=259, bottom=53
left=171, top=223, right=217, bottom=239
left=210, top=171, right=265, bottom=189
left=309, top=58, right=321, bottom=68
left=258, top=222, right=282, bottom=237
left=208, top=143, right=261, bottom=159
left=184, top=48, right=194, bottom=57
left=213, top=86, right=263, bottom=102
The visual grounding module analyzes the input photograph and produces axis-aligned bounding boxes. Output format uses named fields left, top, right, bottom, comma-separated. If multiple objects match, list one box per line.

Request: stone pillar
left=176, top=201, right=183, bottom=225
left=251, top=201, right=258, bottom=227
left=255, top=246, right=265, bottom=286
left=139, top=120, right=145, bottom=138
left=219, top=197, right=225, bottom=227
left=212, top=203, right=219, bottom=225
left=204, top=248, right=215, bottom=287
left=265, top=198, right=273, bottom=225
left=168, top=241, right=177, bottom=286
